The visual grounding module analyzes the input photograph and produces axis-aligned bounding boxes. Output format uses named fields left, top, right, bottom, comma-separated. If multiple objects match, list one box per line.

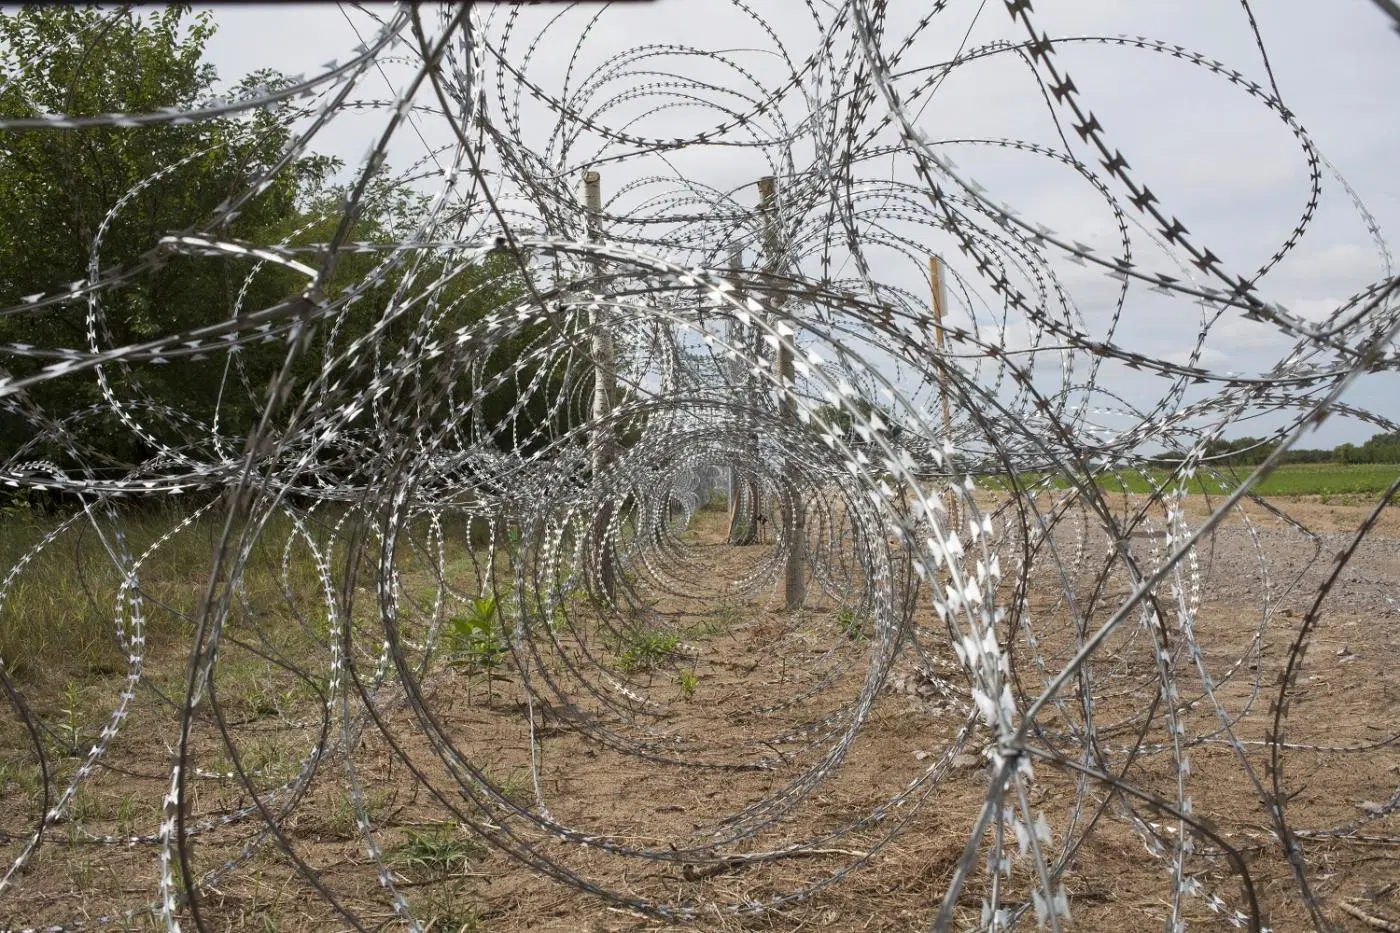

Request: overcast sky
left=199, top=1, right=1400, bottom=449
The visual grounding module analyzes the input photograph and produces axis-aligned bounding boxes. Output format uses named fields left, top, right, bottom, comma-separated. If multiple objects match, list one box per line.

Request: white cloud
left=193, top=0, right=1400, bottom=443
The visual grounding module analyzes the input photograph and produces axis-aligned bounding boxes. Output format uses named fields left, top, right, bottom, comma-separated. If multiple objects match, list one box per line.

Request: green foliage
left=810, top=398, right=900, bottom=449
left=836, top=608, right=865, bottom=641
left=676, top=668, right=699, bottom=701
left=446, top=596, right=507, bottom=671
left=0, top=6, right=555, bottom=473
left=485, top=767, right=532, bottom=808
left=51, top=680, right=91, bottom=757
left=0, top=507, right=326, bottom=685
left=985, top=462, right=1400, bottom=497
left=415, top=890, right=485, bottom=933
left=1339, top=432, right=1400, bottom=465
left=616, top=628, right=681, bottom=673
left=1182, top=432, right=1400, bottom=468
left=0, top=5, right=339, bottom=464
left=684, top=601, right=740, bottom=637
left=391, top=825, right=485, bottom=876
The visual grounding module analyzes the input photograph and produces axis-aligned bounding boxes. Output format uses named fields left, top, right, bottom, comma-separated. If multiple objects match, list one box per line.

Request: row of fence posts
left=578, top=171, right=956, bottom=612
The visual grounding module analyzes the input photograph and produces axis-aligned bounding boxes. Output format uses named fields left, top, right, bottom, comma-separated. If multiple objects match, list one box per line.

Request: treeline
left=1190, top=432, right=1400, bottom=466
left=0, top=5, right=591, bottom=476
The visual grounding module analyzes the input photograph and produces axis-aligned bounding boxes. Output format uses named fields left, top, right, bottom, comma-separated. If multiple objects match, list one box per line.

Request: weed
left=677, top=668, right=699, bottom=701
left=67, top=853, right=95, bottom=893
left=51, top=681, right=90, bottom=757
left=0, top=507, right=329, bottom=685
left=114, top=792, right=142, bottom=837
left=446, top=596, right=506, bottom=671
left=317, top=788, right=391, bottom=839
left=685, top=602, right=741, bottom=637
left=220, top=658, right=296, bottom=722
left=392, top=825, right=485, bottom=876
left=486, top=768, right=532, bottom=808
left=417, top=886, right=485, bottom=932
left=616, top=629, right=681, bottom=673
left=231, top=736, right=300, bottom=783
left=0, top=762, right=31, bottom=798
left=836, top=608, right=865, bottom=641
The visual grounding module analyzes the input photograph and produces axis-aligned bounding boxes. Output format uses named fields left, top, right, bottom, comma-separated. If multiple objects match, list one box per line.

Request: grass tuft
left=615, top=629, right=681, bottom=673
left=392, top=825, right=486, bottom=876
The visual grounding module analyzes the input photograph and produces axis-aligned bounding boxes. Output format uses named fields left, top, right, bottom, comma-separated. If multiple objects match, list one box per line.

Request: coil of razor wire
left=2, top=2, right=1400, bottom=931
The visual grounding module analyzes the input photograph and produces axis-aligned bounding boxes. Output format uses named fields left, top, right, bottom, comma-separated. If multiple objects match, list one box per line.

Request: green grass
left=0, top=504, right=340, bottom=685
left=980, top=463, right=1400, bottom=498
left=485, top=767, right=532, bottom=808
left=676, top=668, right=699, bottom=701
left=835, top=608, right=866, bottom=641
left=681, top=600, right=742, bottom=638
left=391, top=825, right=486, bottom=876
left=615, top=629, right=682, bottom=673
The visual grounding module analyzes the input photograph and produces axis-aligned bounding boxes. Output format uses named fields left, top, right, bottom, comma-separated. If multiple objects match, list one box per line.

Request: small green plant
left=51, top=681, right=89, bottom=757
left=0, top=762, right=36, bottom=801
left=486, top=768, right=532, bottom=808
left=616, top=629, right=681, bottom=673
left=239, top=736, right=299, bottom=783
left=685, top=602, right=742, bottom=637
left=114, top=792, right=142, bottom=837
left=0, top=489, right=35, bottom=520
left=446, top=596, right=506, bottom=671
left=417, top=888, right=485, bottom=933
left=392, top=825, right=485, bottom=876
left=67, top=853, right=96, bottom=895
left=677, top=668, right=699, bottom=701
left=836, top=608, right=865, bottom=641
left=322, top=787, right=393, bottom=839
left=65, top=786, right=99, bottom=842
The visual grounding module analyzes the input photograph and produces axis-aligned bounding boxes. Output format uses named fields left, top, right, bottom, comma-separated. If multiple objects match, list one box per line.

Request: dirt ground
left=2, top=493, right=1399, bottom=932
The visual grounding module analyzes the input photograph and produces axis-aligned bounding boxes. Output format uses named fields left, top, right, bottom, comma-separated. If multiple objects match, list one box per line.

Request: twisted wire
left=2, top=3, right=1399, bottom=931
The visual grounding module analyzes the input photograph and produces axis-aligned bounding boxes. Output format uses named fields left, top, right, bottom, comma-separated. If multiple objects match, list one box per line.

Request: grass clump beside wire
left=836, top=608, right=866, bottom=641
left=615, top=628, right=682, bottom=673
left=392, top=825, right=486, bottom=876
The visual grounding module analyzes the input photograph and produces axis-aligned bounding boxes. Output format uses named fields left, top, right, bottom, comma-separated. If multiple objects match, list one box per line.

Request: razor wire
left=1, top=1, right=1400, bottom=931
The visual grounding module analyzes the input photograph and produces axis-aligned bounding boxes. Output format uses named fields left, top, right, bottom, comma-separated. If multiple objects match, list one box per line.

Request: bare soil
left=2, top=495, right=1399, bottom=932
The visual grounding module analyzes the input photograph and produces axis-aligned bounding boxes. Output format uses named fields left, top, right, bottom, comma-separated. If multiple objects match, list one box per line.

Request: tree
left=0, top=4, right=584, bottom=481
left=1357, top=431, right=1400, bottom=464
left=0, top=5, right=337, bottom=469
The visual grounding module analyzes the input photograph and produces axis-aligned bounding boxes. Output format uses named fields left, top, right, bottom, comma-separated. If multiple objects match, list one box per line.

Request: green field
left=981, top=462, right=1400, bottom=498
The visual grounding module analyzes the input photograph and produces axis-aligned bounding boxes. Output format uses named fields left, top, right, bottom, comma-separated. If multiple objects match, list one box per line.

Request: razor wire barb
left=1, top=2, right=1399, bottom=931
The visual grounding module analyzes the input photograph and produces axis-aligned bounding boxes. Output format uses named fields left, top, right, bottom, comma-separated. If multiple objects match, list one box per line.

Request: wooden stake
left=726, top=243, right=757, bottom=545
left=930, top=255, right=959, bottom=534
left=585, top=170, right=618, bottom=600
left=760, top=177, right=804, bottom=609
